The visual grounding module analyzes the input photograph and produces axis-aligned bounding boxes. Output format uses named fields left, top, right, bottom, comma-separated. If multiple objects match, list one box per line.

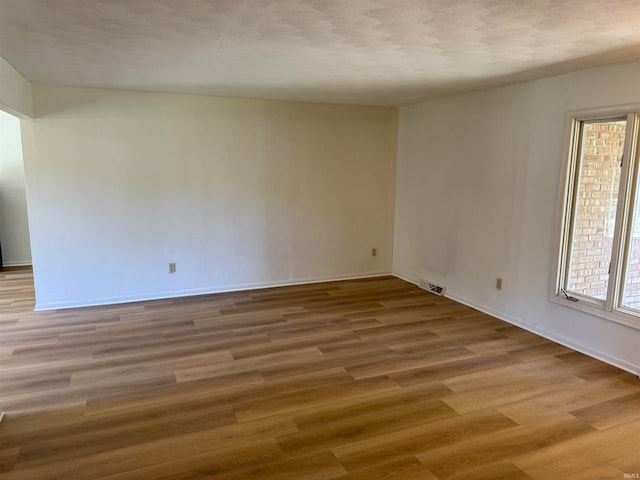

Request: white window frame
left=551, top=103, right=640, bottom=330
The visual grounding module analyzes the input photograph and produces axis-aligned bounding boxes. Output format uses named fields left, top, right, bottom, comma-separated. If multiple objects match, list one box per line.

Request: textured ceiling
left=0, top=0, right=639, bottom=106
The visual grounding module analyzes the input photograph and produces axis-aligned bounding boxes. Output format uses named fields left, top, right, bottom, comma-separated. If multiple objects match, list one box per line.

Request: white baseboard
left=393, top=272, right=640, bottom=376
left=1, top=261, right=32, bottom=267
left=34, top=270, right=393, bottom=311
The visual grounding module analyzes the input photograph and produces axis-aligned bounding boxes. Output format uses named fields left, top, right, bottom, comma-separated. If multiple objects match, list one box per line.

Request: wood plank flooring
left=1, top=268, right=639, bottom=479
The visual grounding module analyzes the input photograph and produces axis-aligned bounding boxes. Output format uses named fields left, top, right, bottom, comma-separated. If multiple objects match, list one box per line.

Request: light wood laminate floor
left=1, top=267, right=639, bottom=479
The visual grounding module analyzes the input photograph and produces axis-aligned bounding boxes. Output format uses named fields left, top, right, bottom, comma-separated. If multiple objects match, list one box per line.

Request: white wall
left=0, top=109, right=31, bottom=266
left=394, top=60, right=640, bottom=374
left=0, top=57, right=33, bottom=118
left=21, top=85, right=397, bottom=309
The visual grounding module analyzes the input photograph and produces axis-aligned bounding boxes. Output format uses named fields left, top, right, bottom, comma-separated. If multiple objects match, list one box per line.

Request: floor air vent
left=420, top=278, right=446, bottom=296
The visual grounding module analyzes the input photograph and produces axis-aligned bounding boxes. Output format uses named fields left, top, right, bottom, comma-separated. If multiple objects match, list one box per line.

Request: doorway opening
left=0, top=108, right=32, bottom=270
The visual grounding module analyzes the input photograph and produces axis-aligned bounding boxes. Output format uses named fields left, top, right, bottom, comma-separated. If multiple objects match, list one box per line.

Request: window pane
left=622, top=134, right=640, bottom=310
left=566, top=119, right=626, bottom=300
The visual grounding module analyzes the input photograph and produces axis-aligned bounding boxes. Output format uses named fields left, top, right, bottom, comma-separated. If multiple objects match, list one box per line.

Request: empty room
left=1, top=1, right=640, bottom=478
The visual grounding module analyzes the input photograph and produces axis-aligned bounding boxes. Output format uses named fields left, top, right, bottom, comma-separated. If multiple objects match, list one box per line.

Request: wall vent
left=420, top=278, right=446, bottom=296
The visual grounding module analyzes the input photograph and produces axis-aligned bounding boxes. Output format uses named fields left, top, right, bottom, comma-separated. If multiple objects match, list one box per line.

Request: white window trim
left=551, top=103, right=640, bottom=331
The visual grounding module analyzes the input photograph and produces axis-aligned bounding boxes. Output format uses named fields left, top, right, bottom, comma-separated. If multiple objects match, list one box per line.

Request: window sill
left=550, top=294, right=640, bottom=331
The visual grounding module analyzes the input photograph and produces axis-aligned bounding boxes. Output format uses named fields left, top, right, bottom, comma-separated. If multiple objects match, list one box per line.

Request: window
left=553, top=105, right=640, bottom=327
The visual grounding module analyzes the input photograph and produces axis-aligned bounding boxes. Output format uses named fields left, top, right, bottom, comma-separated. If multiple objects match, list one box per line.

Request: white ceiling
left=1, top=0, right=639, bottom=106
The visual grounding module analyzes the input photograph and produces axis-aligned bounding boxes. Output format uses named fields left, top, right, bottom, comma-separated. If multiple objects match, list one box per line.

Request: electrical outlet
left=169, top=262, right=176, bottom=273
left=371, top=248, right=377, bottom=257
left=496, top=278, right=503, bottom=290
